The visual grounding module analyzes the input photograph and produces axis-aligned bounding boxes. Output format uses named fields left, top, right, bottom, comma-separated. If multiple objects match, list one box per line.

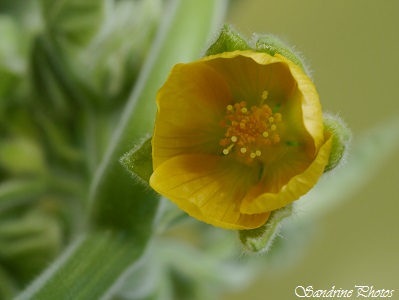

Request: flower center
left=219, top=91, right=282, bottom=163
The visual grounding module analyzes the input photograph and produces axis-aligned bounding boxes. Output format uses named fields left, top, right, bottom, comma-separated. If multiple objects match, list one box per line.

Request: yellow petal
left=153, top=62, right=231, bottom=169
left=240, top=134, right=332, bottom=214
left=201, top=51, right=297, bottom=108
left=150, top=154, right=270, bottom=229
left=276, top=54, right=324, bottom=154
left=260, top=145, right=315, bottom=192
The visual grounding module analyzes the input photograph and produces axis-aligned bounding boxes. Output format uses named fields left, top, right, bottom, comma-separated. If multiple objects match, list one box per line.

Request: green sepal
left=323, top=113, right=352, bottom=172
left=255, top=35, right=307, bottom=72
left=239, top=203, right=293, bottom=254
left=120, top=137, right=153, bottom=183
left=204, top=24, right=250, bottom=56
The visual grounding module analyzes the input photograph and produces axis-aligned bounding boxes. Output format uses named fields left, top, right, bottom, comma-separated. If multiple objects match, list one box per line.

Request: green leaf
left=204, top=23, right=250, bottom=56
left=14, top=232, right=140, bottom=300
left=120, top=137, right=153, bottom=184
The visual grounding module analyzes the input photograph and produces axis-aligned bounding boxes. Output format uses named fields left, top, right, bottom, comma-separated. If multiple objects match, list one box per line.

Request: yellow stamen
left=223, top=143, right=235, bottom=155
left=219, top=102, right=282, bottom=163
left=261, top=91, right=268, bottom=100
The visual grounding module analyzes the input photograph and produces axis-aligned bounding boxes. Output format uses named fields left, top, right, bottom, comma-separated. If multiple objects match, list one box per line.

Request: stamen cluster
left=219, top=91, right=282, bottom=163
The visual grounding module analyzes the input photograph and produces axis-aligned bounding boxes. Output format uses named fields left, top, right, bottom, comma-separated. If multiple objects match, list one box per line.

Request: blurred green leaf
left=30, top=35, right=91, bottom=114
left=0, top=16, right=26, bottom=100
left=79, top=0, right=161, bottom=104
left=34, top=111, right=84, bottom=165
left=0, top=265, right=17, bottom=300
left=15, top=232, right=142, bottom=300
left=0, top=138, right=47, bottom=176
left=0, top=206, right=63, bottom=284
left=0, top=16, right=25, bottom=72
left=39, top=0, right=105, bottom=46
left=0, top=180, right=47, bottom=212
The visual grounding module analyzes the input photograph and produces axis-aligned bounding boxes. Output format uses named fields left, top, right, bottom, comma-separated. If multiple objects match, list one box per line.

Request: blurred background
left=0, top=0, right=398, bottom=299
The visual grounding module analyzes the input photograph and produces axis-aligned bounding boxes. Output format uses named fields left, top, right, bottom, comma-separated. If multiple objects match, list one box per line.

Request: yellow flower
left=149, top=50, right=332, bottom=230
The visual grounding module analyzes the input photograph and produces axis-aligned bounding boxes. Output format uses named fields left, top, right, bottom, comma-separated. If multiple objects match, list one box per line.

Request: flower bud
left=239, top=203, right=293, bottom=254
left=323, top=113, right=352, bottom=172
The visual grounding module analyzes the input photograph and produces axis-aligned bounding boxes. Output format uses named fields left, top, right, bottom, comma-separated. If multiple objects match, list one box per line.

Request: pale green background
left=224, top=0, right=399, bottom=299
